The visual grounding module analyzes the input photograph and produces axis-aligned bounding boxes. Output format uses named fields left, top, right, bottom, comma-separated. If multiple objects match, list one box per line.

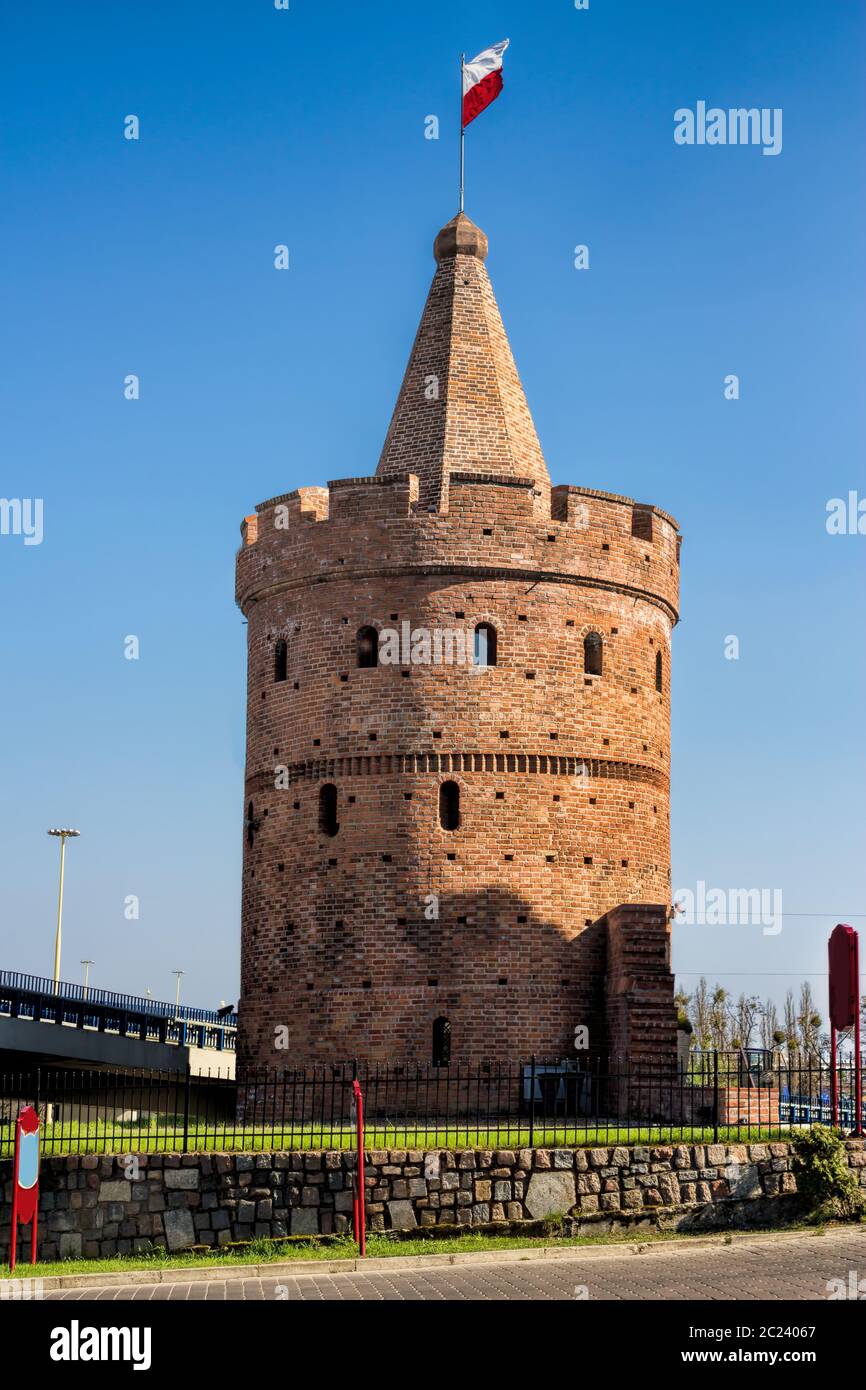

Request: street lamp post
left=81, top=959, right=94, bottom=999
left=173, top=970, right=184, bottom=1020
left=47, top=828, right=81, bottom=994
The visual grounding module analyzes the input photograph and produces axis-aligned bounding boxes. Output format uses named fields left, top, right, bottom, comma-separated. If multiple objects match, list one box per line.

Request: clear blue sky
left=2, top=0, right=863, bottom=1022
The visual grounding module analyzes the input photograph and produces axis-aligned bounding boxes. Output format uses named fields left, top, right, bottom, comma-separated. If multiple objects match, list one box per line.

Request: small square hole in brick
left=504, top=853, right=514, bottom=861
left=339, top=673, right=348, bottom=682
left=498, top=977, right=508, bottom=985
left=293, top=801, right=300, bottom=810
left=549, top=732, right=558, bottom=739
left=369, top=732, right=377, bottom=741
left=584, top=678, right=592, bottom=686
left=457, top=915, right=467, bottom=924
left=428, top=977, right=438, bottom=986
left=313, top=738, right=320, bottom=746
left=602, top=543, right=610, bottom=551
left=455, top=611, right=465, bottom=619
left=348, top=795, right=356, bottom=804
left=603, top=737, right=610, bottom=745
left=518, top=614, right=528, bottom=621
left=525, top=671, right=535, bottom=679
left=362, top=980, right=372, bottom=990
left=629, top=801, right=635, bottom=809
left=499, top=730, right=509, bottom=738
left=446, top=852, right=456, bottom=861
left=547, top=534, right=556, bottom=542
left=631, top=686, right=637, bottom=694
left=390, top=614, right=398, bottom=621
left=553, top=795, right=560, bottom=802
left=585, top=918, right=593, bottom=926
left=328, top=858, right=337, bottom=866
left=293, top=682, right=299, bottom=690
left=546, top=855, right=555, bottom=863
left=401, top=669, right=411, bottom=677
left=621, top=859, right=629, bottom=867
left=397, top=917, right=407, bottom=925
left=482, top=528, right=492, bottom=535
left=611, top=627, right=618, bottom=634
left=404, top=792, right=412, bottom=800
left=584, top=856, right=593, bottom=865
left=277, top=863, right=284, bottom=872
left=566, top=619, right=575, bottom=627
left=589, top=797, right=597, bottom=805
left=307, top=982, right=314, bottom=990
left=495, top=791, right=505, bottom=800
left=381, top=853, right=391, bottom=862
left=432, top=730, right=442, bottom=739
left=517, top=915, right=527, bottom=923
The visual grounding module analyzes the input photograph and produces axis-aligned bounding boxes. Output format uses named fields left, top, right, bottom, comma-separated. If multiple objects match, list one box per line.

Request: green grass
left=0, top=1120, right=794, bottom=1160
left=1, top=1221, right=824, bottom=1282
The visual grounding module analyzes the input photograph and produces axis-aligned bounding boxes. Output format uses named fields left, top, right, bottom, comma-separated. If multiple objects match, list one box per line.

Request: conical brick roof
left=376, top=212, right=551, bottom=512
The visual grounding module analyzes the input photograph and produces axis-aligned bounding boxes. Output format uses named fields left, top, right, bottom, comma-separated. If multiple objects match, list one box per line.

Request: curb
left=1, top=1223, right=849, bottom=1293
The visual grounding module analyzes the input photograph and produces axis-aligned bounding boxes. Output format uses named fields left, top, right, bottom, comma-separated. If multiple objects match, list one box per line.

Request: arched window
left=473, top=622, right=498, bottom=667
left=319, top=784, right=339, bottom=837
left=357, top=626, right=378, bottom=668
left=432, top=1016, right=452, bottom=1067
left=246, top=801, right=255, bottom=848
left=655, top=649, right=663, bottom=693
left=439, top=780, right=460, bottom=831
left=274, top=639, right=288, bottom=683
left=584, top=632, right=603, bottom=676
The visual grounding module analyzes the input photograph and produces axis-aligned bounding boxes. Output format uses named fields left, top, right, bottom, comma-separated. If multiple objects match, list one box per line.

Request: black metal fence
left=0, top=1053, right=862, bottom=1157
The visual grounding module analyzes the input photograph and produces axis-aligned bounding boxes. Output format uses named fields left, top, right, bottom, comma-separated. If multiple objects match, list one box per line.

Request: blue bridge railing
left=0, top=969, right=237, bottom=1052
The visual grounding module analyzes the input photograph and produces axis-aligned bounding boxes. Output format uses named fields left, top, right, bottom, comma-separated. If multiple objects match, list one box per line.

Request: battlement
left=236, top=471, right=681, bottom=626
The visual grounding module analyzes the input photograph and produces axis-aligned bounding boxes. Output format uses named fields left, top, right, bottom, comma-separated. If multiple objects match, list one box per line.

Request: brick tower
left=235, top=212, right=681, bottom=1071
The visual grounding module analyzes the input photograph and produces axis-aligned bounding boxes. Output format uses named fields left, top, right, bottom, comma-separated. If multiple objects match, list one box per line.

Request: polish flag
left=462, top=39, right=510, bottom=129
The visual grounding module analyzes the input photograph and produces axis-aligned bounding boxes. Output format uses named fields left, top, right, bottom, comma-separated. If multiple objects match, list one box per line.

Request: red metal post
left=9, top=1114, right=20, bottom=1272
left=353, top=1079, right=366, bottom=1257
left=830, top=1022, right=838, bottom=1129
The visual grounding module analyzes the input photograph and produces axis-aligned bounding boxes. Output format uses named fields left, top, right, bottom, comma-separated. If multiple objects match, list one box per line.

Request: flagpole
left=459, top=53, right=465, bottom=212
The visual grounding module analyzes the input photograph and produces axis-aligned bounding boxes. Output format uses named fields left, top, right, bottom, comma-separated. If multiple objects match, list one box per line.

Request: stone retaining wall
left=2, top=1140, right=863, bottom=1263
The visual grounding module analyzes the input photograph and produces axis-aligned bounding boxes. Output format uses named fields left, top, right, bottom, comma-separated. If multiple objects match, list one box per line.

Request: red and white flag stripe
left=462, top=39, right=510, bottom=128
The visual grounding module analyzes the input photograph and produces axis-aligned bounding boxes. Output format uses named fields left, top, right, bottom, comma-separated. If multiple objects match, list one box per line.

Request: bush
left=790, top=1125, right=863, bottom=1219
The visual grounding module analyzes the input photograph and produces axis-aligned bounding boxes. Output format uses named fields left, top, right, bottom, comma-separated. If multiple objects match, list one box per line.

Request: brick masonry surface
left=235, top=211, right=682, bottom=1071
left=3, top=1140, right=863, bottom=1263
left=33, top=1228, right=866, bottom=1302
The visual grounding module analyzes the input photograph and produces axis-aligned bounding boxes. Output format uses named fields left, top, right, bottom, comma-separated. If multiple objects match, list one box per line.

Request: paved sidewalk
left=41, top=1227, right=866, bottom=1301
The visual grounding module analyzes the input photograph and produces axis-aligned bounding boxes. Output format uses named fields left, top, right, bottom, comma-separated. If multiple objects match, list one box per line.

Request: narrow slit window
left=319, top=784, right=339, bottom=837
left=584, top=632, right=603, bottom=677
left=246, top=801, right=255, bottom=848
left=357, top=626, right=378, bottom=668
left=274, top=639, right=288, bottom=683
left=432, top=1016, right=452, bottom=1067
left=473, top=622, right=498, bottom=667
left=439, top=780, right=460, bottom=831
left=655, top=649, right=663, bottom=693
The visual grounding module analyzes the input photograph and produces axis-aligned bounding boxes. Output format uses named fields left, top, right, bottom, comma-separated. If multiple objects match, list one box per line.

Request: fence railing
left=0, top=1053, right=862, bottom=1157
left=0, top=969, right=238, bottom=1027
left=0, top=970, right=237, bottom=1053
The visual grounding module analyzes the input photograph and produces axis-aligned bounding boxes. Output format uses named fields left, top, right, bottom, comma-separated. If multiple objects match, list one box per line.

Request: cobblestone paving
left=43, top=1228, right=866, bottom=1301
